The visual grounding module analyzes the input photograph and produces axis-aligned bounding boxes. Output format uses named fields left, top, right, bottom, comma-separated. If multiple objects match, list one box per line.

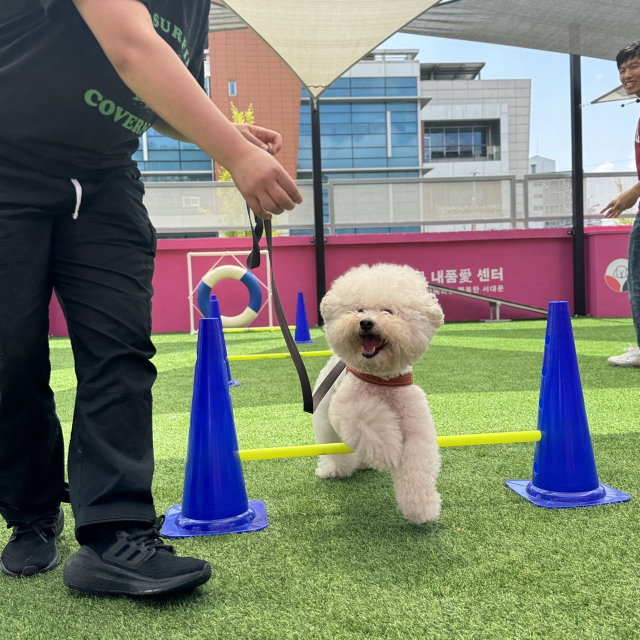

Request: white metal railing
left=141, top=173, right=638, bottom=235
left=522, top=171, right=638, bottom=226
left=327, top=176, right=516, bottom=231
left=142, top=179, right=315, bottom=234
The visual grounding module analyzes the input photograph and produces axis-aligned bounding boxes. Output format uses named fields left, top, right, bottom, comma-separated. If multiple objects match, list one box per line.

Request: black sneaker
left=63, top=517, right=211, bottom=597
left=0, top=507, right=64, bottom=577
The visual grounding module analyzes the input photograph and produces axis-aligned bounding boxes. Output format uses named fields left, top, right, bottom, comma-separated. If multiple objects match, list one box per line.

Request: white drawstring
left=70, top=179, right=82, bottom=219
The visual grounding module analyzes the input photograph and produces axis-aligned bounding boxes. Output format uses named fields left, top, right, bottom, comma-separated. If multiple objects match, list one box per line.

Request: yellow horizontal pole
left=223, top=326, right=295, bottom=333
left=239, top=431, right=541, bottom=461
left=240, top=443, right=352, bottom=461
left=438, top=431, right=541, bottom=448
left=229, top=350, right=332, bottom=361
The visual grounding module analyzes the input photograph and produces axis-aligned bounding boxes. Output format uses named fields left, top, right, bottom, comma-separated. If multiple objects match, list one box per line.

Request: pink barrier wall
left=48, top=227, right=633, bottom=336
left=585, top=227, right=633, bottom=318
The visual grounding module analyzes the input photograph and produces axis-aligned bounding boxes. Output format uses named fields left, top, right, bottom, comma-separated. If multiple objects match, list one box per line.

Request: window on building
left=229, top=80, right=237, bottom=96
left=531, top=164, right=537, bottom=174
left=303, top=77, right=418, bottom=98
left=298, top=101, right=419, bottom=172
left=134, top=128, right=213, bottom=180
left=423, top=121, right=500, bottom=162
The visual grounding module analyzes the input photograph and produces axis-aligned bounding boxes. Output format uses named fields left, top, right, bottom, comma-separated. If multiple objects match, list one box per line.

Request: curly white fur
left=313, top=263, right=444, bottom=524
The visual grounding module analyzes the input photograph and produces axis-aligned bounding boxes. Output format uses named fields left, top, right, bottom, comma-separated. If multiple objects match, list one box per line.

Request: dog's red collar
left=345, top=366, right=413, bottom=387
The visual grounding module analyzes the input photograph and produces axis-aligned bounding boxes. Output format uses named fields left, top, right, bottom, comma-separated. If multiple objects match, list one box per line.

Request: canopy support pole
left=570, top=54, right=586, bottom=316
left=311, top=97, right=327, bottom=325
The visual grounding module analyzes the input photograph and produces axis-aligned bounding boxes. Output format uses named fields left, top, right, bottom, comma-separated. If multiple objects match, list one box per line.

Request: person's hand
left=233, top=123, right=283, bottom=156
left=601, top=186, right=640, bottom=218
left=227, top=143, right=302, bottom=220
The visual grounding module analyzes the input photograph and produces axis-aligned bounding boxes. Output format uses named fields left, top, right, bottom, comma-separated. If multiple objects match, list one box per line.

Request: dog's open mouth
left=361, top=334, right=386, bottom=359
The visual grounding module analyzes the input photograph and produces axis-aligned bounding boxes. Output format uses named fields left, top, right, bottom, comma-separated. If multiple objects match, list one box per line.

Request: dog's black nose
left=360, top=319, right=374, bottom=331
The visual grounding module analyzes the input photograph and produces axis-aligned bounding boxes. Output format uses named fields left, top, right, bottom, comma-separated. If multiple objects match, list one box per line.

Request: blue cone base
left=161, top=500, right=268, bottom=538
left=229, top=379, right=241, bottom=387
left=506, top=480, right=631, bottom=509
left=294, top=339, right=315, bottom=344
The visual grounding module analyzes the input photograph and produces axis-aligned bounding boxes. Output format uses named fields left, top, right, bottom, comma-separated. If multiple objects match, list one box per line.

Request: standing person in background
left=602, top=41, right=640, bottom=367
left=0, top=0, right=302, bottom=597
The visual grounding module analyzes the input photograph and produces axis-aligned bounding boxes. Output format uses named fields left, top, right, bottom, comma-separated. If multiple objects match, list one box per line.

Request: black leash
left=245, top=206, right=345, bottom=414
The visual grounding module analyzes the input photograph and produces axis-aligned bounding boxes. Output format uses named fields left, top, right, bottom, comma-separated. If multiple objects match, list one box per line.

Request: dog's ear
left=423, top=289, right=444, bottom=328
left=319, top=289, right=340, bottom=323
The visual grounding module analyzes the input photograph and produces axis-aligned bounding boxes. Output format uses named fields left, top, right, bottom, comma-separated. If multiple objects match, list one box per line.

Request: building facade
left=421, top=65, right=531, bottom=180
left=144, top=30, right=533, bottom=233
left=529, top=155, right=557, bottom=174
left=208, top=29, right=301, bottom=179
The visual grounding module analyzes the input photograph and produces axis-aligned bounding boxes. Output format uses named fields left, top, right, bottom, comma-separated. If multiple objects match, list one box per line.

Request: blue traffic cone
left=294, top=291, right=314, bottom=344
left=161, top=313, right=268, bottom=537
left=506, top=301, right=630, bottom=508
left=210, top=294, right=240, bottom=387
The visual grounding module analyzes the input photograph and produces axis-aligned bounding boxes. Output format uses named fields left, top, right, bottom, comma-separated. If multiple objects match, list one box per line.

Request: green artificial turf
left=5, top=318, right=640, bottom=639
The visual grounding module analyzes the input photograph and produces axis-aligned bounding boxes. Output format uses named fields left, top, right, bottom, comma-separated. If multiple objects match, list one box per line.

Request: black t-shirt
left=0, top=0, right=210, bottom=178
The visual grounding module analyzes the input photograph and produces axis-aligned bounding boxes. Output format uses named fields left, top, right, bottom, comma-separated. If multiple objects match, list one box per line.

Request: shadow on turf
left=100, top=350, right=640, bottom=416
left=50, top=349, right=638, bottom=428
left=440, top=325, right=636, bottom=343
left=151, top=335, right=328, bottom=353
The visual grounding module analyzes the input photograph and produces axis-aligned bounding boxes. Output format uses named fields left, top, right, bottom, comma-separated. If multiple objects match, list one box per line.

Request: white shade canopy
left=212, top=0, right=441, bottom=97
left=210, top=0, right=640, bottom=96
left=590, top=85, right=632, bottom=104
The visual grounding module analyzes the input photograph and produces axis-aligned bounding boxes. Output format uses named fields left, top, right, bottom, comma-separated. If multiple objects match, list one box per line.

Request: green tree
left=218, top=103, right=255, bottom=183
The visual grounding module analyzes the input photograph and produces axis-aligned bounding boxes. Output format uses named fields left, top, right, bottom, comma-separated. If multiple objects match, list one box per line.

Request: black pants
left=0, top=163, right=157, bottom=537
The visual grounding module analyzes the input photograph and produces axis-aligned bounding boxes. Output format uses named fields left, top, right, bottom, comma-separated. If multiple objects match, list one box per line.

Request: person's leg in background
left=609, top=215, right=640, bottom=367
left=628, top=215, right=640, bottom=345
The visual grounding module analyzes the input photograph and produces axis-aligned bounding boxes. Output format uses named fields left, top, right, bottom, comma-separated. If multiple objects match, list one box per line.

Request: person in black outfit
left=0, top=0, right=302, bottom=597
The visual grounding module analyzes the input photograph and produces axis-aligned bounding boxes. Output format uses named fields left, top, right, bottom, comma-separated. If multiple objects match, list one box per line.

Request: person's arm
left=153, top=118, right=283, bottom=157
left=152, top=118, right=190, bottom=143
left=72, top=0, right=301, bottom=218
left=601, top=182, right=640, bottom=218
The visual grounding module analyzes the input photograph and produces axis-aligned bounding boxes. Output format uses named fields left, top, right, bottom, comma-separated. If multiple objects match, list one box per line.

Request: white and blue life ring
left=197, top=264, right=262, bottom=328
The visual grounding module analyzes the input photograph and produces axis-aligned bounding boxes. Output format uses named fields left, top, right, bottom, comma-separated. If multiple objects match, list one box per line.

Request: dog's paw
left=398, top=492, right=441, bottom=524
left=315, top=457, right=355, bottom=479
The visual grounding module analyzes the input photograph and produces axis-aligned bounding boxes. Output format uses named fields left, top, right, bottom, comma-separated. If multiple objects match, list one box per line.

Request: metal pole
left=570, top=54, right=586, bottom=316
left=311, top=97, right=326, bottom=325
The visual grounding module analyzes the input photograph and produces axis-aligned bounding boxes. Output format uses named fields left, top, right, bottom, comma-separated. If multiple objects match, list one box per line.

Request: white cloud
left=628, top=154, right=636, bottom=171
left=594, top=162, right=615, bottom=172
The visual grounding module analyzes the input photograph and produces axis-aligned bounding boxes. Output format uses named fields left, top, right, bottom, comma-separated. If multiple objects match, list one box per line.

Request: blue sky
left=384, top=33, right=639, bottom=174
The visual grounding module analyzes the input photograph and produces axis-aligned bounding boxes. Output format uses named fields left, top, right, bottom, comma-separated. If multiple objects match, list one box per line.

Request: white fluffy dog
left=313, top=263, right=444, bottom=524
